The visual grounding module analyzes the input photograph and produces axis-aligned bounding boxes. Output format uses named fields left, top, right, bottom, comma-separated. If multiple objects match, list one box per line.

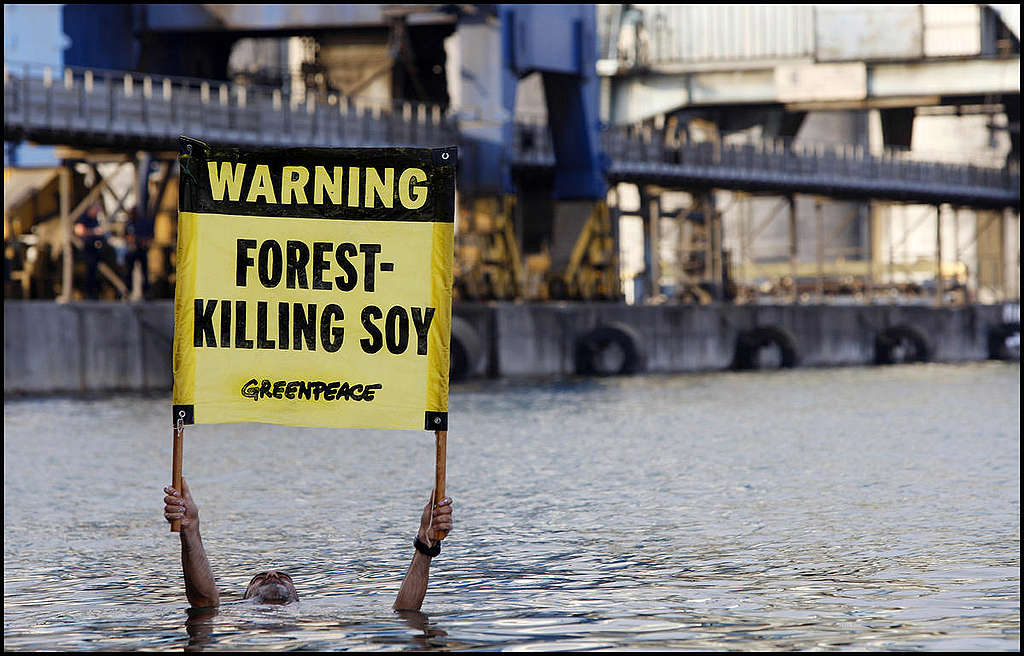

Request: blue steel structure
left=53, top=3, right=608, bottom=204
left=454, top=4, right=606, bottom=202
left=498, top=4, right=606, bottom=201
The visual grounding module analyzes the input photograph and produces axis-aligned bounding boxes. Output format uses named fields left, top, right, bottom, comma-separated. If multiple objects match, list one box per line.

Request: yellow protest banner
left=172, top=137, right=455, bottom=432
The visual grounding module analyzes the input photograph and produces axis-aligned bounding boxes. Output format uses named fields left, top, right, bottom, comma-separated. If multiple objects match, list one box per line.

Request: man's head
left=243, top=570, right=299, bottom=604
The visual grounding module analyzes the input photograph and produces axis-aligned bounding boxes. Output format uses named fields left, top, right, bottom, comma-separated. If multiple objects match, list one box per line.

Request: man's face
left=243, top=570, right=299, bottom=604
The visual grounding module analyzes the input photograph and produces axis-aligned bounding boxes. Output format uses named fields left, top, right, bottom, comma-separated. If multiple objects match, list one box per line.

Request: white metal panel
left=631, top=4, right=814, bottom=65
left=923, top=4, right=982, bottom=57
left=610, top=74, right=690, bottom=124
left=602, top=4, right=995, bottom=68
left=775, top=62, right=868, bottom=102
left=607, top=56, right=1019, bottom=122
left=814, top=6, right=924, bottom=61
left=869, top=57, right=1020, bottom=96
left=689, top=69, right=776, bottom=105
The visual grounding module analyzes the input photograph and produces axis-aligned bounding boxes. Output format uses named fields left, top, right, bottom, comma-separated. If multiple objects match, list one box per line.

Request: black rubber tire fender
left=449, top=316, right=483, bottom=382
left=874, top=325, right=930, bottom=365
left=732, top=325, right=799, bottom=370
left=987, top=321, right=1021, bottom=361
left=574, top=322, right=644, bottom=376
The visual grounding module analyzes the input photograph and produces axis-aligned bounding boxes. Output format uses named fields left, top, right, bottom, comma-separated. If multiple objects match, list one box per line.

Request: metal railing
left=3, top=61, right=457, bottom=150
left=512, top=122, right=1020, bottom=209
left=4, top=61, right=1019, bottom=209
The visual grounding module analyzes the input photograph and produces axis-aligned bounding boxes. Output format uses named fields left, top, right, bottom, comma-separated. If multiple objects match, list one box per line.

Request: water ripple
left=4, top=363, right=1020, bottom=650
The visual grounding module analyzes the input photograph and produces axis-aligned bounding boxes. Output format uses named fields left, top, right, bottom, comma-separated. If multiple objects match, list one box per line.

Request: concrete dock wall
left=5, top=301, right=175, bottom=394
left=3, top=300, right=1016, bottom=395
left=473, top=302, right=1008, bottom=377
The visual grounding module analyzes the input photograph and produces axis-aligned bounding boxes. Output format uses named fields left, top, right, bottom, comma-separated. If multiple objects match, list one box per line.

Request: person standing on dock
left=161, top=479, right=453, bottom=610
left=73, top=203, right=108, bottom=299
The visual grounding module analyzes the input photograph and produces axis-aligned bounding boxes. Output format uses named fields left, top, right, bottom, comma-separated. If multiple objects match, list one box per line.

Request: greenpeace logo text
left=241, top=378, right=382, bottom=402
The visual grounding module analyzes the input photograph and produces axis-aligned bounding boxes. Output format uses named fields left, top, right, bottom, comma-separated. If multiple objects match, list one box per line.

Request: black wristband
left=414, top=536, right=441, bottom=557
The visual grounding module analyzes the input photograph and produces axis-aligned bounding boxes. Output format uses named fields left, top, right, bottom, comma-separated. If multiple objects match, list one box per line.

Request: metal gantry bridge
left=4, top=62, right=1021, bottom=210
left=513, top=123, right=1020, bottom=211
left=3, top=63, right=457, bottom=151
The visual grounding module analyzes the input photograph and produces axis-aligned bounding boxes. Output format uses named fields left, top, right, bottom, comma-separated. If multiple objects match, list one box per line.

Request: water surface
left=4, top=363, right=1020, bottom=650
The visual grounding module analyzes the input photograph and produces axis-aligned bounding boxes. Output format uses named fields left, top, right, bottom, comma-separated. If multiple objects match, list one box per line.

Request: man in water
left=162, top=479, right=453, bottom=611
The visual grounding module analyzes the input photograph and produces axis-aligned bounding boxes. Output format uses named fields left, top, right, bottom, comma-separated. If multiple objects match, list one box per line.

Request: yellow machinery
left=546, top=201, right=619, bottom=300
left=454, top=196, right=523, bottom=301
left=454, top=196, right=620, bottom=301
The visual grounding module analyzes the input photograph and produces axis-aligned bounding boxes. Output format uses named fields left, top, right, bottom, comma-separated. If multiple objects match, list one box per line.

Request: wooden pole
left=170, top=421, right=184, bottom=532
left=433, top=430, right=447, bottom=542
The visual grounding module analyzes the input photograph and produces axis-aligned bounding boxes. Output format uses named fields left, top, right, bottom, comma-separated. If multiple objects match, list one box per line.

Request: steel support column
left=648, top=193, right=660, bottom=298
left=788, top=194, right=798, bottom=304
left=815, top=198, right=824, bottom=301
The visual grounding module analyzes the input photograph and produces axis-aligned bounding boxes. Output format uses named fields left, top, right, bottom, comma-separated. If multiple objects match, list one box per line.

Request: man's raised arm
left=394, top=492, right=454, bottom=611
left=163, top=478, right=220, bottom=608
